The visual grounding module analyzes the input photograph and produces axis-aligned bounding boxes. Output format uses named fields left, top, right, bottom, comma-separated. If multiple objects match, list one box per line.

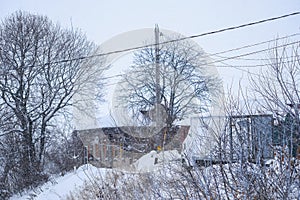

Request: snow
left=10, top=164, right=108, bottom=200
left=133, top=150, right=181, bottom=172
left=9, top=150, right=300, bottom=199
left=133, top=150, right=157, bottom=172
left=10, top=150, right=181, bottom=199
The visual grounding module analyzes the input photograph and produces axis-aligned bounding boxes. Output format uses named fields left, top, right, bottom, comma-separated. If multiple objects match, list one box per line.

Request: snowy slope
left=10, top=164, right=108, bottom=200
left=10, top=150, right=181, bottom=199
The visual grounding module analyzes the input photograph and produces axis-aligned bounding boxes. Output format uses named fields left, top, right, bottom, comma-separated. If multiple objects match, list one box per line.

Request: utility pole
left=154, top=24, right=161, bottom=132
left=155, top=24, right=161, bottom=113
left=154, top=24, right=165, bottom=169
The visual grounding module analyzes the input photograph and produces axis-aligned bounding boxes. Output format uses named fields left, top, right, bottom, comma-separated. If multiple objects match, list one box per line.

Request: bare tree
left=0, top=11, right=104, bottom=194
left=119, top=36, right=220, bottom=133
left=248, top=40, right=300, bottom=199
left=250, top=41, right=300, bottom=158
left=64, top=41, right=300, bottom=200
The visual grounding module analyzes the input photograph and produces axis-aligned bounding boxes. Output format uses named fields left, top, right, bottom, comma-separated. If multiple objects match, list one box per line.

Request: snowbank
left=133, top=150, right=181, bottom=172
left=10, top=164, right=107, bottom=200
left=10, top=150, right=182, bottom=199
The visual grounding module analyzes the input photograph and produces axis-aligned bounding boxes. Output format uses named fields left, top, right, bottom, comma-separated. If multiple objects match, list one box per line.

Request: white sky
left=1, top=1, right=299, bottom=49
left=1, top=0, right=300, bottom=126
left=1, top=0, right=299, bottom=82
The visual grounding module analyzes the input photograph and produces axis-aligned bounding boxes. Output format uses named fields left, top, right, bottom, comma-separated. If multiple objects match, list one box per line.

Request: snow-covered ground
left=10, top=150, right=180, bottom=200
left=10, top=164, right=108, bottom=200
left=133, top=150, right=181, bottom=172
left=9, top=151, right=300, bottom=199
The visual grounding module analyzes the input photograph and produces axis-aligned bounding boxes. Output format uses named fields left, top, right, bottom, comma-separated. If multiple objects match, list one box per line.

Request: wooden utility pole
left=155, top=24, right=161, bottom=112
left=155, top=24, right=165, bottom=169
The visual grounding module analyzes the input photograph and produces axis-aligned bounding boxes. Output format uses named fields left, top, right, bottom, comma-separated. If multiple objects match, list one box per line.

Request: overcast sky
left=1, top=0, right=299, bottom=75
left=1, top=1, right=299, bottom=48
left=1, top=0, right=300, bottom=126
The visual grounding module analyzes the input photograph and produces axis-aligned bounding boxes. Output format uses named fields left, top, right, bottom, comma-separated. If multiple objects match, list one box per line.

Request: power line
left=206, top=33, right=300, bottom=60
left=207, top=33, right=300, bottom=56
left=214, top=59, right=296, bottom=68
left=205, top=40, right=299, bottom=66
left=102, top=39, right=299, bottom=81
left=211, top=54, right=269, bottom=61
left=101, top=39, right=299, bottom=87
left=217, top=60, right=297, bottom=87
left=188, top=11, right=300, bottom=39
left=45, top=11, right=300, bottom=65
left=212, top=54, right=297, bottom=62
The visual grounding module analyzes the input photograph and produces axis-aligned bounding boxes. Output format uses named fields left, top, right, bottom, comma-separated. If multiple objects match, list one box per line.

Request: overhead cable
left=44, top=11, right=300, bottom=65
